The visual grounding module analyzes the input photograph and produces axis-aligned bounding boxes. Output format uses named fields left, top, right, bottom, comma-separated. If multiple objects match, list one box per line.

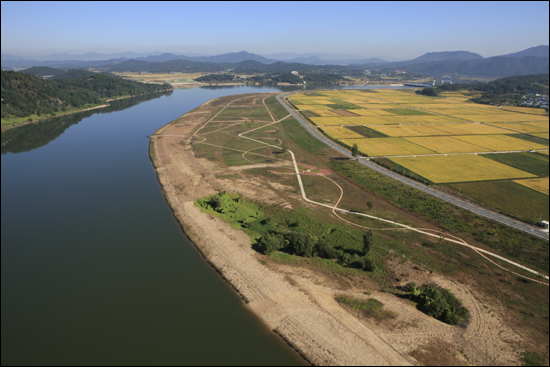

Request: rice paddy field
left=289, top=88, right=549, bottom=222
left=320, top=126, right=364, bottom=139
left=513, top=177, right=550, bottom=195
left=390, top=155, right=537, bottom=184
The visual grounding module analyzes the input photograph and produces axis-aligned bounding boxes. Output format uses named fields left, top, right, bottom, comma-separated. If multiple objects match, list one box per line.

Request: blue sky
left=2, top=1, right=548, bottom=59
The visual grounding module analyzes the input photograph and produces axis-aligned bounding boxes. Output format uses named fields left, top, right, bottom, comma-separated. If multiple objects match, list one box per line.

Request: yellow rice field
left=368, top=124, right=457, bottom=137
left=311, top=110, right=342, bottom=117
left=500, top=106, right=550, bottom=115
left=296, top=105, right=329, bottom=110
left=404, top=136, right=491, bottom=153
left=340, top=138, right=436, bottom=156
left=393, top=115, right=467, bottom=124
left=347, top=109, right=395, bottom=116
left=531, top=132, right=550, bottom=139
left=422, top=107, right=506, bottom=115
left=453, top=134, right=549, bottom=151
left=513, top=177, right=549, bottom=195
left=320, top=126, right=364, bottom=139
left=428, top=123, right=508, bottom=135
left=308, top=117, right=350, bottom=126
left=391, top=155, right=537, bottom=183
left=450, top=114, right=549, bottom=123
left=487, top=122, right=549, bottom=133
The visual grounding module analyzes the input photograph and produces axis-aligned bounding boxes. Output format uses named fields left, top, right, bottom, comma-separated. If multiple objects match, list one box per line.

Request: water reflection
left=1, top=91, right=172, bottom=155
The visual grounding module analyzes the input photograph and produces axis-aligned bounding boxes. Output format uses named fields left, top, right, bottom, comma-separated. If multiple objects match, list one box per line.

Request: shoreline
left=148, top=94, right=413, bottom=366
left=1, top=91, right=171, bottom=132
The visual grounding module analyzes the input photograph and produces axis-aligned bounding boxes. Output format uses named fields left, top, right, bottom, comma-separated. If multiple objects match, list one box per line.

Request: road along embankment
left=149, top=95, right=412, bottom=366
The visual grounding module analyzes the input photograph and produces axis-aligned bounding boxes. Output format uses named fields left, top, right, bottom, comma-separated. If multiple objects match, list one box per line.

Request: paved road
left=276, top=93, right=549, bottom=241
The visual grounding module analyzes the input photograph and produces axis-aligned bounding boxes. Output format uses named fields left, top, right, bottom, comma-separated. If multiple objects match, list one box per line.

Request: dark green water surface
left=1, top=86, right=310, bottom=365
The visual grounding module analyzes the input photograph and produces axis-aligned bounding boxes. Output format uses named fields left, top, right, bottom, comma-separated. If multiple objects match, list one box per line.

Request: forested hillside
left=1, top=70, right=171, bottom=121
left=435, top=74, right=549, bottom=105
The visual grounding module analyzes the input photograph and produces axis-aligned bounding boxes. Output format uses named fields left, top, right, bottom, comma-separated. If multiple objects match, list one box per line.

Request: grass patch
left=345, top=125, right=389, bottom=138
left=335, top=296, right=397, bottom=320
left=282, top=119, right=329, bottom=154
left=520, top=350, right=546, bottom=366
left=447, top=180, right=549, bottom=223
left=483, top=152, right=549, bottom=177
left=508, top=134, right=550, bottom=147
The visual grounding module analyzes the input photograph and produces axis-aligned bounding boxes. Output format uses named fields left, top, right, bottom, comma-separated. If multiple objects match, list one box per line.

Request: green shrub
left=409, top=285, right=468, bottom=325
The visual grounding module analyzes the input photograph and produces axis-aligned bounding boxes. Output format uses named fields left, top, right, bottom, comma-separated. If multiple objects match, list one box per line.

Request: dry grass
left=340, top=137, right=436, bottom=156
left=453, top=134, right=549, bottom=151
left=321, top=126, right=365, bottom=139
left=403, top=136, right=490, bottom=154
left=390, top=154, right=537, bottom=183
left=513, top=177, right=550, bottom=195
left=487, top=121, right=549, bottom=134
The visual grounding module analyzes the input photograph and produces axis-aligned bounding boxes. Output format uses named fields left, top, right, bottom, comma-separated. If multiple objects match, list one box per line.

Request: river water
left=1, top=86, right=313, bottom=366
left=1, top=84, right=413, bottom=365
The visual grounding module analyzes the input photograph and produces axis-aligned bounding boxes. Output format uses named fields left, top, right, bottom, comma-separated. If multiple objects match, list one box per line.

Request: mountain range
left=2, top=46, right=548, bottom=78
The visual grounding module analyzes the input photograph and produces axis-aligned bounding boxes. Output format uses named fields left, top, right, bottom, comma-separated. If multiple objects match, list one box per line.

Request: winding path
left=275, top=93, right=549, bottom=241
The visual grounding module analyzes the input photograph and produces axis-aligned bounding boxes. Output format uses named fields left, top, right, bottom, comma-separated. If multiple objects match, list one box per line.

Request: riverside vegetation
left=1, top=69, right=171, bottom=127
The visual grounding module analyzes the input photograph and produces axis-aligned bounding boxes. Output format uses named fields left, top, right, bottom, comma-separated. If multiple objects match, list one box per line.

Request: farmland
left=389, top=155, right=537, bottom=183
left=446, top=181, right=549, bottom=222
left=288, top=88, right=548, bottom=224
left=514, top=177, right=550, bottom=195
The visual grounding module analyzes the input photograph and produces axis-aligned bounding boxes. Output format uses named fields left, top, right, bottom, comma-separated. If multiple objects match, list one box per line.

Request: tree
left=351, top=143, right=359, bottom=157
left=257, top=233, right=285, bottom=255
left=362, top=230, right=374, bottom=256
left=367, top=201, right=373, bottom=211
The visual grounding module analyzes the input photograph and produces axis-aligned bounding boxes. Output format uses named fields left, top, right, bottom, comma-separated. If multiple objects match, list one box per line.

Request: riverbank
left=1, top=92, right=171, bottom=131
left=149, top=94, right=414, bottom=366
left=150, top=92, right=530, bottom=366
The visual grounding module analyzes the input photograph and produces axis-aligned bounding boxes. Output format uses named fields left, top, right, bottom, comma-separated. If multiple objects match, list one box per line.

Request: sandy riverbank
left=149, top=93, right=524, bottom=366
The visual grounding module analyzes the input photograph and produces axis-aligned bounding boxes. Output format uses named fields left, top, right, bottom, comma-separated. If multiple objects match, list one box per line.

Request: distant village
left=520, top=93, right=549, bottom=110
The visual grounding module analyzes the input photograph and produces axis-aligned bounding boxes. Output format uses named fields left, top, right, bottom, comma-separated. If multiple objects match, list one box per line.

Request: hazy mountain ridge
left=3, top=46, right=548, bottom=79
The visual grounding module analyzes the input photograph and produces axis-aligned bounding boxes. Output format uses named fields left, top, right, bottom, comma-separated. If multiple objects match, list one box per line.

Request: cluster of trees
left=257, top=229, right=376, bottom=271
left=1, top=70, right=171, bottom=120
left=415, top=74, right=549, bottom=105
left=193, top=72, right=349, bottom=85
left=438, top=74, right=548, bottom=105
left=406, top=283, right=469, bottom=325
left=194, top=74, right=235, bottom=83
left=415, top=87, right=439, bottom=97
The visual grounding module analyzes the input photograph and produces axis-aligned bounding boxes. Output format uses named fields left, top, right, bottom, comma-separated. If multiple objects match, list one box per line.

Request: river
left=1, top=86, right=314, bottom=366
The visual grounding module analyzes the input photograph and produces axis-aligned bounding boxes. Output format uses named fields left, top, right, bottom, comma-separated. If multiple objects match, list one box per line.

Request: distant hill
left=434, top=74, right=549, bottom=105
left=136, top=51, right=278, bottom=64
left=104, top=59, right=226, bottom=73
left=398, top=55, right=549, bottom=77
left=51, top=69, right=96, bottom=79
left=285, top=55, right=387, bottom=65
left=500, top=45, right=549, bottom=58
left=408, top=51, right=483, bottom=63
left=20, top=66, right=66, bottom=78
left=1, top=70, right=171, bottom=121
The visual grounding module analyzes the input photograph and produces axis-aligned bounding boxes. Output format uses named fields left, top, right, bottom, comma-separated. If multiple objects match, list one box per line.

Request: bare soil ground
left=149, top=93, right=534, bottom=365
